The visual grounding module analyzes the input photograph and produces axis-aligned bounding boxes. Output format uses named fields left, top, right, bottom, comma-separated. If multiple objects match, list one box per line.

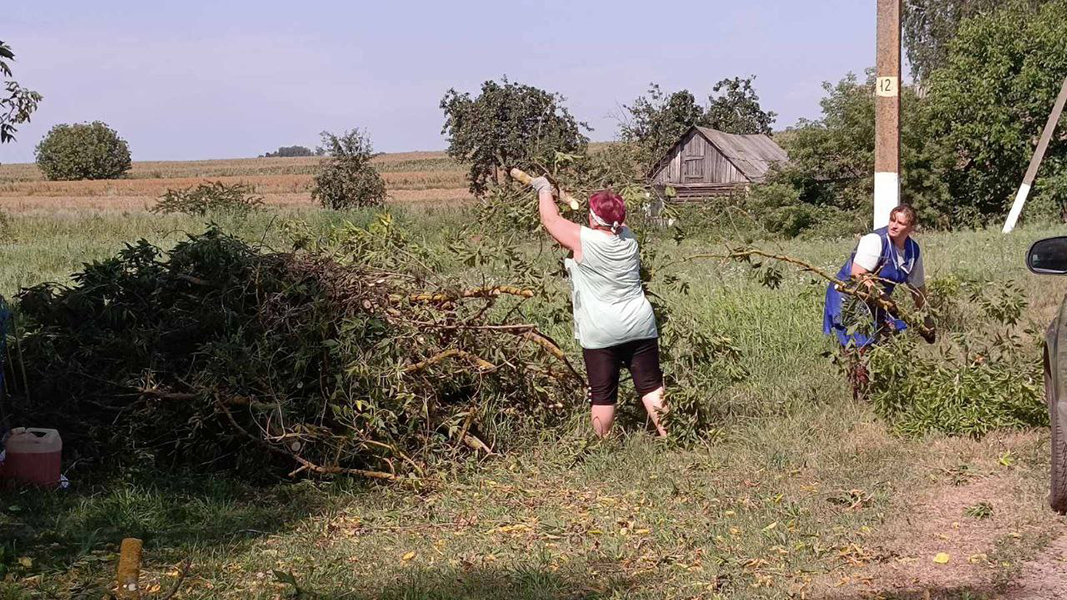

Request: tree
left=619, top=84, right=704, bottom=161
left=311, top=129, right=387, bottom=209
left=704, top=76, right=777, bottom=135
left=0, top=40, right=42, bottom=144
left=441, top=78, right=589, bottom=196
left=924, top=0, right=1067, bottom=221
left=620, top=77, right=777, bottom=162
left=902, top=0, right=1050, bottom=83
left=35, top=122, right=131, bottom=180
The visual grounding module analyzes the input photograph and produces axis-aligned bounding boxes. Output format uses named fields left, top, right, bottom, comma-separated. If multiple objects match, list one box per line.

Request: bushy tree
left=0, top=40, right=42, bottom=145
left=619, top=84, right=704, bottom=162
left=262, top=145, right=316, bottom=158
left=704, top=76, right=777, bottom=135
left=620, top=77, right=777, bottom=162
left=35, top=121, right=131, bottom=180
left=925, top=0, right=1067, bottom=221
left=311, top=129, right=386, bottom=209
left=441, top=78, right=589, bottom=196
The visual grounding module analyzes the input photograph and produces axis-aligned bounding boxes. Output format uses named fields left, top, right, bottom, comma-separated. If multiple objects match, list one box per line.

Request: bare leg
left=590, top=404, right=616, bottom=438
left=641, top=387, right=667, bottom=437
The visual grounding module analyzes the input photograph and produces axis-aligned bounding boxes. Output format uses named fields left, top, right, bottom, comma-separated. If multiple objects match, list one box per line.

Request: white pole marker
left=1002, top=183, right=1032, bottom=234
left=874, top=171, right=900, bottom=229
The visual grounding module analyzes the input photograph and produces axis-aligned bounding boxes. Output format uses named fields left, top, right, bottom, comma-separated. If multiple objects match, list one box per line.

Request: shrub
left=10, top=221, right=575, bottom=478
left=34, top=121, right=131, bottom=180
left=864, top=278, right=1046, bottom=438
left=151, top=181, right=264, bottom=216
left=311, top=129, right=387, bottom=209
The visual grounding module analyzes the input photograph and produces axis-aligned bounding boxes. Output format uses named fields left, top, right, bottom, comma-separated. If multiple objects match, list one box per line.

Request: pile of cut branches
left=7, top=217, right=579, bottom=480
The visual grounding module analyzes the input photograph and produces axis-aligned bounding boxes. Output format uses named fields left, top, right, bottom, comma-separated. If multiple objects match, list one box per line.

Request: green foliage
left=262, top=145, right=318, bottom=158
left=474, top=145, right=650, bottom=236
left=902, top=0, right=1051, bottom=82
left=10, top=220, right=576, bottom=477
left=311, top=129, right=387, bottom=209
left=620, top=84, right=705, bottom=161
left=441, top=78, right=589, bottom=197
left=744, top=182, right=848, bottom=238
left=151, top=181, right=264, bottom=216
left=1028, top=164, right=1067, bottom=224
left=0, top=40, right=42, bottom=145
left=865, top=278, right=1046, bottom=438
left=925, top=0, right=1067, bottom=222
left=34, top=121, right=131, bottom=180
left=704, top=76, right=777, bottom=135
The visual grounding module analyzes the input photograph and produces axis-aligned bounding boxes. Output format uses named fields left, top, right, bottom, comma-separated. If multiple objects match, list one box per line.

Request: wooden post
left=874, top=0, right=902, bottom=229
left=116, top=538, right=143, bottom=599
left=1003, top=76, right=1067, bottom=233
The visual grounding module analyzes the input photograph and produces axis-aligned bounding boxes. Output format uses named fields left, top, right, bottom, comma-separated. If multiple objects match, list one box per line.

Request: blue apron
left=823, top=227, right=920, bottom=348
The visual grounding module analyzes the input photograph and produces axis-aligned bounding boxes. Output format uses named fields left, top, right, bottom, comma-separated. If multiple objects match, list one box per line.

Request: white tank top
left=563, top=226, right=658, bottom=349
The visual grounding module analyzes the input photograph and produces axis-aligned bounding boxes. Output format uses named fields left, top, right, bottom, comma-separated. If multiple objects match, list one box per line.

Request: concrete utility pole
left=874, top=0, right=901, bottom=229
left=1002, top=76, right=1067, bottom=233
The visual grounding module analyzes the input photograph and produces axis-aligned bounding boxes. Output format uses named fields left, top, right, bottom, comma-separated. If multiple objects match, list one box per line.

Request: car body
left=1026, top=235, right=1067, bottom=514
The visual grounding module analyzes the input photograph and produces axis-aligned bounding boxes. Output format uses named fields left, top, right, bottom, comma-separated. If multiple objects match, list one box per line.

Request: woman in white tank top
left=528, top=177, right=666, bottom=438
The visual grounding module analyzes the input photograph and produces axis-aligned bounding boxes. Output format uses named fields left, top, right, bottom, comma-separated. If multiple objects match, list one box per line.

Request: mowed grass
left=0, top=202, right=1065, bottom=598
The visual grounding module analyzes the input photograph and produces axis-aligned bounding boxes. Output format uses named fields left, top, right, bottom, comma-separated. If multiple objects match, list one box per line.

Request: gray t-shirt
left=563, top=226, right=658, bottom=350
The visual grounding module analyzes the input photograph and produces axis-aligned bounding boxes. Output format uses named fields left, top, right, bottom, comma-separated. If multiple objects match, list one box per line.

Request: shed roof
left=692, top=127, right=787, bottom=181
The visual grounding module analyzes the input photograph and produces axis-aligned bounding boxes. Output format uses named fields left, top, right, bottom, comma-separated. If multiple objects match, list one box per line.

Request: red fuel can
left=2, top=428, right=62, bottom=487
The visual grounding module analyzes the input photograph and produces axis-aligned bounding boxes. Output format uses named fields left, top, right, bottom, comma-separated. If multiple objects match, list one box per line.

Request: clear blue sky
left=1, top=0, right=879, bottom=163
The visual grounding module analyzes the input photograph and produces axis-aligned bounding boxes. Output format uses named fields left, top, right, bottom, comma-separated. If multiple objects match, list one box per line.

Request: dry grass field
left=0, top=151, right=473, bottom=212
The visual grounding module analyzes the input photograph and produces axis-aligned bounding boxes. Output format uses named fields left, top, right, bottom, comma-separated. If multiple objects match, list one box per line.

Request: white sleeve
left=910, top=253, right=925, bottom=287
left=852, top=233, right=883, bottom=272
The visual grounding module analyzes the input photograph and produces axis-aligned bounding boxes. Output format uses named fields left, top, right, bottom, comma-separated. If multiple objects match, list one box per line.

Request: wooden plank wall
left=651, top=131, right=748, bottom=185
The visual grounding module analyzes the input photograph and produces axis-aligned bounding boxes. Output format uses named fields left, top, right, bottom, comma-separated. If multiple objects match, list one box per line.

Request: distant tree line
left=260, top=145, right=323, bottom=158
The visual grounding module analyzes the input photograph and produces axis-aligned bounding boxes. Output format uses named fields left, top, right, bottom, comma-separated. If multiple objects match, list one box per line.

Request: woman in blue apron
left=823, top=205, right=934, bottom=395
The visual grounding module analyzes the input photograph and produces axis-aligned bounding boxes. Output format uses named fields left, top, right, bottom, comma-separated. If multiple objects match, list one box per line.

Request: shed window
left=683, top=158, right=704, bottom=180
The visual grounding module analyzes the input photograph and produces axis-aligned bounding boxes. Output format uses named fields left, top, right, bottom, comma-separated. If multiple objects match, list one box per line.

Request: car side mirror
left=1028, top=236, right=1067, bottom=274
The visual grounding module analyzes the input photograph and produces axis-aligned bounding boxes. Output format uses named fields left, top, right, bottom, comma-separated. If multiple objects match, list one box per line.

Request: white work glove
left=529, top=176, right=553, bottom=194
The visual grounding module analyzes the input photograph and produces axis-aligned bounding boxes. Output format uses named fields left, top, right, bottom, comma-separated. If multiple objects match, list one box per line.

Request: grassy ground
left=0, top=155, right=1065, bottom=598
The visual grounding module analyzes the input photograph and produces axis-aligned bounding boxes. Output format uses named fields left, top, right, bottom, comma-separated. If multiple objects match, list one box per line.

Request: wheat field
left=0, top=151, right=473, bottom=212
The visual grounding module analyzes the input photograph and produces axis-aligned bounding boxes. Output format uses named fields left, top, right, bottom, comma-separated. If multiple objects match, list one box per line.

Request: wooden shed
left=649, top=126, right=788, bottom=200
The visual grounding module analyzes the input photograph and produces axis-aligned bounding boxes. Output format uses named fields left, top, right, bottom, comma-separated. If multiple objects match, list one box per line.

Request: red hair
left=589, top=190, right=626, bottom=228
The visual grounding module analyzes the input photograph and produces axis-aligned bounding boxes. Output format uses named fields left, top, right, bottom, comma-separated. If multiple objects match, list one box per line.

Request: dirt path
left=812, top=433, right=1066, bottom=599
left=1003, top=534, right=1067, bottom=599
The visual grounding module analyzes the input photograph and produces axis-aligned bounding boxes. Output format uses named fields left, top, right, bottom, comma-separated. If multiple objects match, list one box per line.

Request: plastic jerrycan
left=3, top=428, right=62, bottom=487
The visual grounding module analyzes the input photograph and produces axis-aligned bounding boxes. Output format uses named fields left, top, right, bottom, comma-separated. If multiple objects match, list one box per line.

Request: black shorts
left=582, top=337, right=664, bottom=406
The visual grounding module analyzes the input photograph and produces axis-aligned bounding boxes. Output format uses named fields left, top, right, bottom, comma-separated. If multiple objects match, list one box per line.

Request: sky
left=1, top=0, right=879, bottom=163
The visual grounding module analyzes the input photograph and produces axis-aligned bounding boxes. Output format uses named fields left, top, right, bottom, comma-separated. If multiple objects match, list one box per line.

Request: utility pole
left=874, top=0, right=901, bottom=229
left=1002, top=76, right=1067, bottom=233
